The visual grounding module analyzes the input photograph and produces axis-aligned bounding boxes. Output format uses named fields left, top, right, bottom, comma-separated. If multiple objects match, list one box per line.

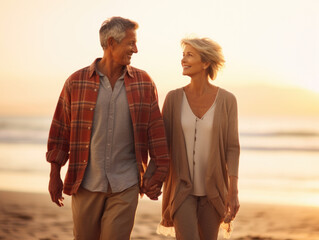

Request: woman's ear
left=203, top=62, right=210, bottom=70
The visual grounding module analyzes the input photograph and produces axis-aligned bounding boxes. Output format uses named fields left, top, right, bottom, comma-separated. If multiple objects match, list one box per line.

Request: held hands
left=48, top=163, right=64, bottom=207
left=142, top=177, right=162, bottom=200
left=142, top=161, right=166, bottom=200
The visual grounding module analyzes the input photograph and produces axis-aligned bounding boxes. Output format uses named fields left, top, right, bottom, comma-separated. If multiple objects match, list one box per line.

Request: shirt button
left=94, top=89, right=97, bottom=92
left=83, top=160, right=87, bottom=163
left=90, top=108, right=94, bottom=111
left=88, top=127, right=91, bottom=130
left=86, top=145, right=89, bottom=148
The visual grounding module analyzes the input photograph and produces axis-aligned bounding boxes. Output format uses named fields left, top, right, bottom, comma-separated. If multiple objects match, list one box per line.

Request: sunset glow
left=0, top=0, right=318, bottom=116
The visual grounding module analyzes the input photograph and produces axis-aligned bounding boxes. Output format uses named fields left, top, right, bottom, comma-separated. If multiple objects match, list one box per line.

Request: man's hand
left=48, top=163, right=64, bottom=207
left=142, top=177, right=162, bottom=200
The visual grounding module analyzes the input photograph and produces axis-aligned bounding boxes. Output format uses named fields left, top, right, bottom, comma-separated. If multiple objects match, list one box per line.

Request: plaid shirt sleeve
left=125, top=67, right=170, bottom=185
left=46, top=61, right=99, bottom=195
left=146, top=80, right=170, bottom=182
left=46, top=78, right=71, bottom=166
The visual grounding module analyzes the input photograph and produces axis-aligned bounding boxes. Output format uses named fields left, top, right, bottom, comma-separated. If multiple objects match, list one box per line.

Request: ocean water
left=0, top=115, right=319, bottom=207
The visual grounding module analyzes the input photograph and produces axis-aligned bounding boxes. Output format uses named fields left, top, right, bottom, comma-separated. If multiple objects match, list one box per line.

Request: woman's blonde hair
left=181, top=37, right=225, bottom=80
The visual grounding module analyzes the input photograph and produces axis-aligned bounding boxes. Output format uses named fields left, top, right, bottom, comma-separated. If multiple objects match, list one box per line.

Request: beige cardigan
left=160, top=87, right=240, bottom=227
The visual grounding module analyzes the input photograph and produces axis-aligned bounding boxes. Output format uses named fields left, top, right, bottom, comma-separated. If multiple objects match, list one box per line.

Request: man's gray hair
left=99, top=17, right=138, bottom=49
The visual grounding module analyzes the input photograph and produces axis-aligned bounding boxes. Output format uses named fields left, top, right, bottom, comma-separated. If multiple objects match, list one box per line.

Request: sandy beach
left=1, top=190, right=319, bottom=240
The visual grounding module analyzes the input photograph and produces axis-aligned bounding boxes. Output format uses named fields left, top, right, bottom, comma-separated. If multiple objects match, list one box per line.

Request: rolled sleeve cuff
left=46, top=149, right=69, bottom=166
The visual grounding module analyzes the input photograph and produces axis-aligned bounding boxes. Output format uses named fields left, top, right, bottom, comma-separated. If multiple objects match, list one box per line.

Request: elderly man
left=46, top=16, right=169, bottom=240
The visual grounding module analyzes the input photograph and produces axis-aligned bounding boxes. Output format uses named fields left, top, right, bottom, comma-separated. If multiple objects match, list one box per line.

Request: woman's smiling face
left=181, top=44, right=207, bottom=77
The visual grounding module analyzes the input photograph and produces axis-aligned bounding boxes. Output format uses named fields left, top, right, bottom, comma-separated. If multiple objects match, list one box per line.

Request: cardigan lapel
left=174, top=88, right=192, bottom=182
left=207, top=88, right=223, bottom=172
left=174, top=88, right=184, bottom=138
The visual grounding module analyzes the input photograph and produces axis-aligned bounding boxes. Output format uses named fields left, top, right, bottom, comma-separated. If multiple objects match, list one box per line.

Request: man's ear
left=107, top=37, right=116, bottom=48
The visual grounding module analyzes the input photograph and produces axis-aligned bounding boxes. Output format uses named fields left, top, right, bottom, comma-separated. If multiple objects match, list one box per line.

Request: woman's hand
left=224, top=176, right=240, bottom=222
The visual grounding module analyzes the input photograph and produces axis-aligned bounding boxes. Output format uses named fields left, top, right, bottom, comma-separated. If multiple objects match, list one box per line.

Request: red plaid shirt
left=46, top=59, right=169, bottom=195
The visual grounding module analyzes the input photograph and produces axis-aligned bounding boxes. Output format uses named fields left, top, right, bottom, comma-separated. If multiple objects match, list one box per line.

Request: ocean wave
left=1, top=117, right=319, bottom=149
left=0, top=129, right=48, bottom=144
left=240, top=131, right=319, bottom=137
left=0, top=116, right=51, bottom=131
left=242, top=146, right=319, bottom=152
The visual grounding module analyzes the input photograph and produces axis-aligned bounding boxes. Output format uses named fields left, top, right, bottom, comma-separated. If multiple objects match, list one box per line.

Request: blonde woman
left=158, top=37, right=240, bottom=240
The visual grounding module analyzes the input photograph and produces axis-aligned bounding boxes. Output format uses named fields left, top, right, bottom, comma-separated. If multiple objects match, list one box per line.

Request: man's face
left=112, top=29, right=138, bottom=66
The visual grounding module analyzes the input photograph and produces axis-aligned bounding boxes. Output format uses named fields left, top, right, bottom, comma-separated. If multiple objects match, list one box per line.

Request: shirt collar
left=126, top=65, right=134, bottom=78
left=89, top=58, right=134, bottom=79
left=88, top=58, right=100, bottom=78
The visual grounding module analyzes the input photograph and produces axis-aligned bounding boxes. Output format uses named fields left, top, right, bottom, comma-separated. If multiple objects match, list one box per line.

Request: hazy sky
left=0, top=0, right=318, bottom=116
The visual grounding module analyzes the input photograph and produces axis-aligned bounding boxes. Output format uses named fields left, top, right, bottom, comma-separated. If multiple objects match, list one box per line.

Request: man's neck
left=97, top=57, right=125, bottom=88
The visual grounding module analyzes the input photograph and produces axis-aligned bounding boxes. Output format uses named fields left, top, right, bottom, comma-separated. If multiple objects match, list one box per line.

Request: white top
left=181, top=90, right=218, bottom=196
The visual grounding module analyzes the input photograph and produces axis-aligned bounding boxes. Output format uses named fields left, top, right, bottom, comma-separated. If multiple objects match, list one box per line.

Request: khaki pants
left=72, top=184, right=139, bottom=240
left=173, top=195, right=222, bottom=240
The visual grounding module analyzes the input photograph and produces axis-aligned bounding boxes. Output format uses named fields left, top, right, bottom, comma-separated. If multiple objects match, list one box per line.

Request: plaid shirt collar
left=88, top=58, right=134, bottom=79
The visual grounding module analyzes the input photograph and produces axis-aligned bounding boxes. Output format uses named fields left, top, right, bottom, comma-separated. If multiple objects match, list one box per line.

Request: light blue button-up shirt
left=81, top=68, right=138, bottom=193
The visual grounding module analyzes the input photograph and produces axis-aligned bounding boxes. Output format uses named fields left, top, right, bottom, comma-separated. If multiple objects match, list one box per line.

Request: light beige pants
left=173, top=195, right=222, bottom=240
left=72, top=184, right=139, bottom=240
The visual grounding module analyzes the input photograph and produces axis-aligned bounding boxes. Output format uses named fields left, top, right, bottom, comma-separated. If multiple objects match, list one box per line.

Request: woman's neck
left=187, top=75, right=211, bottom=96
